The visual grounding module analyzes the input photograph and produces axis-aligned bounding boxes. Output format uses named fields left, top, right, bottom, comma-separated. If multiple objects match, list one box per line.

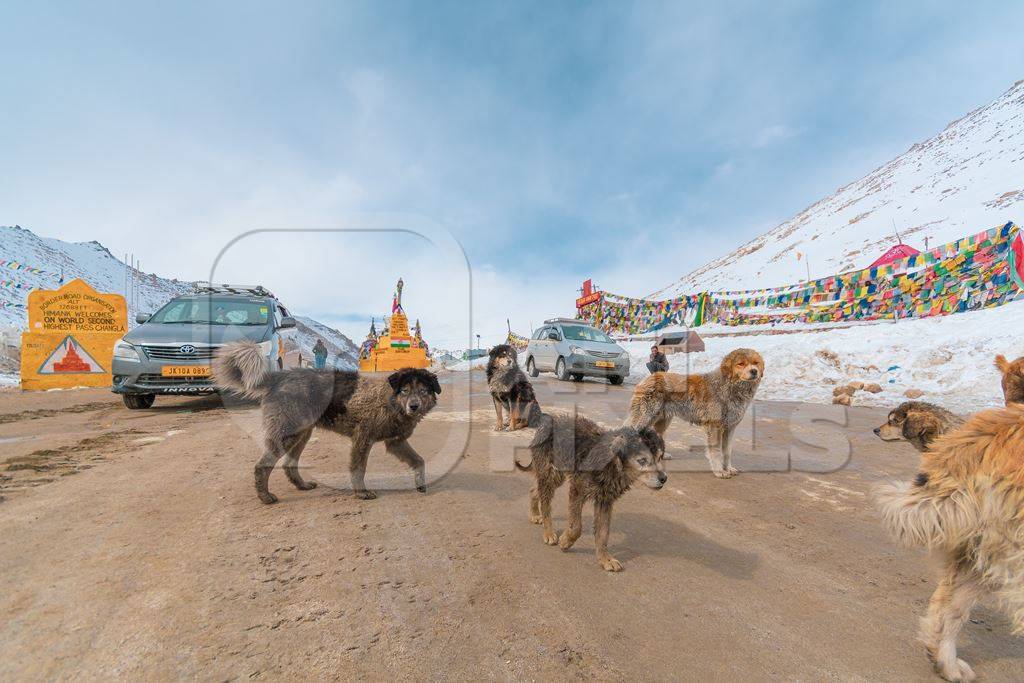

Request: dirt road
left=1, top=374, right=1021, bottom=680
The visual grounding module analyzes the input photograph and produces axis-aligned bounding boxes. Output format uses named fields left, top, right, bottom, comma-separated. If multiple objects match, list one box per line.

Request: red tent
left=870, top=243, right=921, bottom=268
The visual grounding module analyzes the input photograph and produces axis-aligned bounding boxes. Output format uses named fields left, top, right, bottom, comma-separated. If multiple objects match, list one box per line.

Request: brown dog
left=874, top=401, right=964, bottom=452
left=877, top=404, right=1024, bottom=681
left=627, top=348, right=764, bottom=478
left=995, top=354, right=1024, bottom=405
left=516, top=412, right=666, bottom=571
left=214, top=341, right=441, bottom=503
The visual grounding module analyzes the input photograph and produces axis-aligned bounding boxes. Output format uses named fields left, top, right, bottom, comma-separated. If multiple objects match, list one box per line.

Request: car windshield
left=148, top=298, right=270, bottom=326
left=561, top=325, right=613, bottom=343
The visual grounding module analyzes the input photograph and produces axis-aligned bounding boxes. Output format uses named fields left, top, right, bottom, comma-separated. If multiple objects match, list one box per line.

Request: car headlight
left=113, top=339, right=140, bottom=361
left=570, top=345, right=587, bottom=356
left=257, top=340, right=274, bottom=356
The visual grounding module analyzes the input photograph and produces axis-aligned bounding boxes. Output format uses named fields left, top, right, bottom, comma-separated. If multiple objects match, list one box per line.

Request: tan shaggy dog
left=877, top=404, right=1024, bottom=682
left=874, top=401, right=964, bottom=452
left=995, top=354, right=1024, bottom=405
left=627, top=348, right=764, bottom=478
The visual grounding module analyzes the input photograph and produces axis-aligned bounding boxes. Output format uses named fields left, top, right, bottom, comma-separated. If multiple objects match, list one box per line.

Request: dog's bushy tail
left=513, top=412, right=554, bottom=472
left=213, top=341, right=272, bottom=400
left=875, top=481, right=978, bottom=549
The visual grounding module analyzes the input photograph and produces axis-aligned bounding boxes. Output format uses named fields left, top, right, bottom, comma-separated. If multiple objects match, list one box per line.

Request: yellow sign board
left=20, top=279, right=127, bottom=390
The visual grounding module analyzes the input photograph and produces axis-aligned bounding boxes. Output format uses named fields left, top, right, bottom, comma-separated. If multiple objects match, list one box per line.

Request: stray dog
left=876, top=404, right=1024, bottom=682
left=627, top=348, right=764, bottom=478
left=214, top=341, right=441, bottom=503
left=486, top=344, right=541, bottom=431
left=873, top=401, right=964, bottom=452
left=995, top=353, right=1024, bottom=405
left=516, top=412, right=666, bottom=571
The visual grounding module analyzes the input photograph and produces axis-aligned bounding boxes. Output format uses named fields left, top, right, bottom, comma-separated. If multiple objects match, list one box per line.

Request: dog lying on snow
left=213, top=341, right=441, bottom=503
left=626, top=348, right=764, bottom=478
left=515, top=412, right=667, bottom=571
left=995, top=353, right=1024, bottom=405
left=876, top=404, right=1024, bottom=682
left=486, top=344, right=542, bottom=431
left=874, top=401, right=964, bottom=452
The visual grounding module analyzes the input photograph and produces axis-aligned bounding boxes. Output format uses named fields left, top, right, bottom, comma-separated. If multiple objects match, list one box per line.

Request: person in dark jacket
left=313, top=339, right=329, bottom=369
left=646, top=345, right=669, bottom=374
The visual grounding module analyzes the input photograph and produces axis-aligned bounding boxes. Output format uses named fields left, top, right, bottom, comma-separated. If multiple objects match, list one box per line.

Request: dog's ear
left=418, top=369, right=441, bottom=395
left=638, top=428, right=665, bottom=458
left=388, top=368, right=415, bottom=393
left=610, top=434, right=630, bottom=459
left=905, top=412, right=940, bottom=444
left=995, top=354, right=1010, bottom=375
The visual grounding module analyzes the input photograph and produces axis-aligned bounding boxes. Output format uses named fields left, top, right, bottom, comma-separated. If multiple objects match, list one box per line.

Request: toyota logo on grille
left=179, top=344, right=197, bottom=355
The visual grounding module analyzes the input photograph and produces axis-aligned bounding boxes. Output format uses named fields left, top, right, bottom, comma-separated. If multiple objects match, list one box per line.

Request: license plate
left=595, top=360, right=615, bottom=368
left=161, top=365, right=211, bottom=377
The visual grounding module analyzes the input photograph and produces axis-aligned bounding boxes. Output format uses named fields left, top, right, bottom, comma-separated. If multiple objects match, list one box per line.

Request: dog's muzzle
left=873, top=427, right=881, bottom=436
left=407, top=401, right=422, bottom=414
left=646, top=472, right=667, bottom=489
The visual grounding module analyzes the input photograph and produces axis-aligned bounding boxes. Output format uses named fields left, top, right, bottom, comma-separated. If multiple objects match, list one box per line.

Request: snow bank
left=622, top=299, right=1023, bottom=412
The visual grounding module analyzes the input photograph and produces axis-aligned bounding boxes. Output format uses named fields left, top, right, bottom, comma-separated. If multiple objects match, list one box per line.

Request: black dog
left=486, top=344, right=542, bottom=431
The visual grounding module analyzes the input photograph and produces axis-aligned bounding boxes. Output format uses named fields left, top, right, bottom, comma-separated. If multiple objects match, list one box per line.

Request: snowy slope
left=0, top=224, right=193, bottom=327
left=291, top=316, right=359, bottom=369
left=650, top=80, right=1024, bottom=298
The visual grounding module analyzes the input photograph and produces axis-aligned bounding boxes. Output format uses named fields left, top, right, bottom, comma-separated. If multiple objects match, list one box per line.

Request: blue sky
left=3, top=2, right=1024, bottom=346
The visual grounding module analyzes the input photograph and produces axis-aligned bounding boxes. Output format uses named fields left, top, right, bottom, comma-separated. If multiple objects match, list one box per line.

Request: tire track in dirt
left=0, top=401, right=115, bottom=425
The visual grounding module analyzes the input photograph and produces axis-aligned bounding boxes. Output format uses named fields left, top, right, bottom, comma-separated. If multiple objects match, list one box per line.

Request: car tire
left=608, top=375, right=624, bottom=386
left=123, top=393, right=156, bottom=409
left=527, top=357, right=539, bottom=378
left=571, top=373, right=583, bottom=382
left=555, top=357, right=570, bottom=381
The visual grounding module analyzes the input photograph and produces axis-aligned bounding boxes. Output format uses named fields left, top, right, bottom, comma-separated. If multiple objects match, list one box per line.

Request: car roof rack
left=543, top=317, right=584, bottom=325
left=194, top=283, right=276, bottom=298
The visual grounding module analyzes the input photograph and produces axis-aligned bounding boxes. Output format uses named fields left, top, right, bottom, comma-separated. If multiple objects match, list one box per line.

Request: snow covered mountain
left=291, top=316, right=359, bottom=369
left=650, top=80, right=1024, bottom=298
left=0, top=225, right=358, bottom=371
left=0, top=224, right=194, bottom=328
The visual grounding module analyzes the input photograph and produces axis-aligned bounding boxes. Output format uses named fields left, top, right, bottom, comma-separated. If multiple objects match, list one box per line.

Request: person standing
left=646, top=345, right=669, bottom=374
left=313, top=338, right=328, bottom=369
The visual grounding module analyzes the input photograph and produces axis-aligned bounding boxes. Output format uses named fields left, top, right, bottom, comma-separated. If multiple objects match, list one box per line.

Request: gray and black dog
left=214, top=341, right=441, bottom=504
left=486, top=344, right=542, bottom=431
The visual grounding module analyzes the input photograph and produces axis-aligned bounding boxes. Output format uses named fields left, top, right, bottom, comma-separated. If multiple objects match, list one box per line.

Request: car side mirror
left=547, top=332, right=559, bottom=341
left=278, top=316, right=297, bottom=330
left=136, top=313, right=151, bottom=324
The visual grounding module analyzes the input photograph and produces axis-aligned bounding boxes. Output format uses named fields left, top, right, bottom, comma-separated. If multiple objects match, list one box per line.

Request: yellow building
left=358, top=278, right=430, bottom=372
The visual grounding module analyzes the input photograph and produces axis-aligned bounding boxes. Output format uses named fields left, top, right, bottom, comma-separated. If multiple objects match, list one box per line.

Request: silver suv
left=111, top=284, right=295, bottom=409
left=525, top=318, right=630, bottom=385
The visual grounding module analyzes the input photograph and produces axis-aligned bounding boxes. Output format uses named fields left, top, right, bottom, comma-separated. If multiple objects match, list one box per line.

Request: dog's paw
left=493, top=424, right=505, bottom=432
left=297, top=481, right=317, bottom=490
left=713, top=469, right=736, bottom=479
left=543, top=530, right=559, bottom=545
left=936, top=658, right=976, bottom=683
left=600, top=557, right=623, bottom=572
left=662, top=452, right=674, bottom=460
left=355, top=489, right=378, bottom=500
left=558, top=532, right=578, bottom=551
left=416, top=484, right=427, bottom=493
left=726, top=466, right=739, bottom=475
left=528, top=514, right=543, bottom=524
left=258, top=492, right=279, bottom=504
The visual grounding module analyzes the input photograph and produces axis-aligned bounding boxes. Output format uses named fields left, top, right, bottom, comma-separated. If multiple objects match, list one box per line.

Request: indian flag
left=391, top=338, right=411, bottom=349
